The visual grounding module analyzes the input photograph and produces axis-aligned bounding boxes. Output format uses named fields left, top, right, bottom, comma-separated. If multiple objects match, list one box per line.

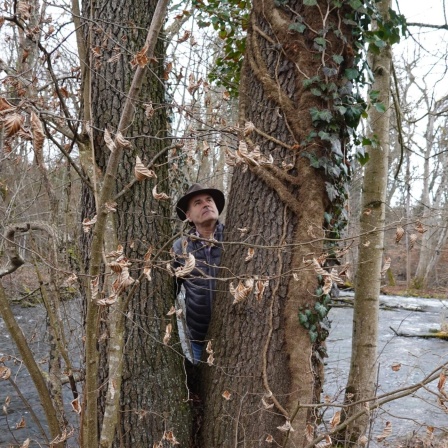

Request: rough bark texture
left=201, top=1, right=355, bottom=446
left=344, top=0, right=392, bottom=441
left=79, top=0, right=191, bottom=445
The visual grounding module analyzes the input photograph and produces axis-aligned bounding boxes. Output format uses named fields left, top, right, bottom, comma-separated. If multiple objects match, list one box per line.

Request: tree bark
left=201, top=1, right=355, bottom=446
left=344, top=0, right=392, bottom=442
left=79, top=0, right=192, bottom=445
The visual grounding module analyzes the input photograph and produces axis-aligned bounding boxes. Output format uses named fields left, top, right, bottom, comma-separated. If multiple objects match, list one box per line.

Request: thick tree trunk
left=201, top=1, right=355, bottom=446
left=344, top=0, right=392, bottom=442
left=79, top=0, right=191, bottom=445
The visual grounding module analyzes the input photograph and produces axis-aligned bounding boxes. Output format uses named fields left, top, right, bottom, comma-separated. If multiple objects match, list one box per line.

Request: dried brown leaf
left=0, top=366, right=11, bottom=380
left=304, top=423, right=314, bottom=442
left=330, top=268, right=344, bottom=285
left=152, top=185, right=170, bottom=201
left=358, top=435, right=368, bottom=446
left=107, top=52, right=122, bottom=63
left=315, top=435, right=332, bottom=448
left=0, top=97, right=15, bottom=112
left=3, top=113, right=24, bottom=138
left=206, top=340, right=213, bottom=354
left=202, top=140, right=210, bottom=156
left=187, top=73, right=202, bottom=95
left=391, top=362, right=401, bottom=372
left=17, top=1, right=31, bottom=19
left=115, top=131, right=131, bottom=149
left=409, top=233, right=418, bottom=250
left=20, top=438, right=30, bottom=448
left=222, top=390, right=231, bottom=400
left=277, top=420, right=294, bottom=432
left=313, top=258, right=327, bottom=276
left=106, top=245, right=124, bottom=258
left=163, top=323, right=172, bottom=345
left=104, top=129, right=116, bottom=152
left=395, top=226, right=405, bottom=244
left=265, top=434, right=274, bottom=443
left=143, top=266, right=152, bottom=281
left=322, top=275, right=332, bottom=295
left=206, top=353, right=214, bottom=366
left=230, top=278, right=254, bottom=305
left=15, top=416, right=26, bottom=429
left=82, top=215, right=97, bottom=233
left=71, top=397, right=81, bottom=414
left=380, top=257, right=391, bottom=278
left=144, top=102, right=154, bottom=119
left=178, top=30, right=191, bottom=43
left=163, top=431, right=180, bottom=445
left=437, top=372, right=446, bottom=394
left=330, top=411, right=340, bottom=430
left=130, top=43, right=149, bottom=68
left=245, top=247, right=254, bottom=262
left=254, top=279, right=268, bottom=301
left=174, top=253, right=195, bottom=277
left=376, top=421, right=392, bottom=442
left=244, top=121, right=255, bottom=135
left=135, top=156, right=157, bottom=181
left=415, top=221, right=427, bottom=234
left=90, top=276, right=99, bottom=302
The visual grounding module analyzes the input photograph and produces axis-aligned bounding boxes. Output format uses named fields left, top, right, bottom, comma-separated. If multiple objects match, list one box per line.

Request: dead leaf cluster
left=225, top=140, right=273, bottom=172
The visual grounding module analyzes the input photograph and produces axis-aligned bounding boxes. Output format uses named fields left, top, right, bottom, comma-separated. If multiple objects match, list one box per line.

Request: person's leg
left=190, top=341, right=204, bottom=365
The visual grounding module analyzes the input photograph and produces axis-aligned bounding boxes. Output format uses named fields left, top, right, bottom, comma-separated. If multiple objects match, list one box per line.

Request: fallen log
left=389, top=326, right=448, bottom=340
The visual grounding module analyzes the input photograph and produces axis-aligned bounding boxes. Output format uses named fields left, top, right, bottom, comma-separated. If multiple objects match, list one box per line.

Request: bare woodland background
left=0, top=0, right=448, bottom=447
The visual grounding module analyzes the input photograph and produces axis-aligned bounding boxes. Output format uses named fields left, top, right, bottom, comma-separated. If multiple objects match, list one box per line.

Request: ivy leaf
left=303, top=0, right=317, bottom=5
left=326, top=183, right=339, bottom=202
left=374, top=102, right=386, bottom=113
left=322, top=66, right=338, bottom=77
left=299, top=313, right=308, bottom=325
left=289, top=22, right=306, bottom=33
left=309, top=330, right=318, bottom=343
left=303, top=76, right=320, bottom=88
left=369, top=90, right=380, bottom=101
left=357, top=152, right=370, bottom=166
left=331, top=140, right=343, bottom=157
left=311, top=88, right=322, bottom=96
left=333, top=54, right=344, bottom=64
left=314, top=37, right=326, bottom=47
left=310, top=109, right=333, bottom=123
left=331, top=165, right=341, bottom=177
left=318, top=130, right=331, bottom=141
left=315, top=302, right=328, bottom=318
left=344, top=68, right=359, bottom=80
left=349, top=0, right=363, bottom=9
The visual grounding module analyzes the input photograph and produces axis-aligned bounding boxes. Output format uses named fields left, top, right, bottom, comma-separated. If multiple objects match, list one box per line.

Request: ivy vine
left=194, top=0, right=406, bottom=344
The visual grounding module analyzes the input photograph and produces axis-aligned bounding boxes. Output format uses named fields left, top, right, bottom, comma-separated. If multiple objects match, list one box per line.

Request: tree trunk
left=344, top=0, right=392, bottom=442
left=201, top=1, right=355, bottom=446
left=79, top=0, right=192, bottom=445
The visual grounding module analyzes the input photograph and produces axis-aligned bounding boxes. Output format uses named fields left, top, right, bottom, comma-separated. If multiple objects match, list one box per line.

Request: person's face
left=185, top=193, right=219, bottom=227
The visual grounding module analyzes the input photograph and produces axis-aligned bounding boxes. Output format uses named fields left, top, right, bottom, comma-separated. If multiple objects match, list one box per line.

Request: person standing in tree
left=172, top=184, right=225, bottom=364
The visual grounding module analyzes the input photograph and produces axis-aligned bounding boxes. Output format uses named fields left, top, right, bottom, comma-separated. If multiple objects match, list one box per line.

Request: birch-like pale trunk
left=344, top=0, right=392, bottom=441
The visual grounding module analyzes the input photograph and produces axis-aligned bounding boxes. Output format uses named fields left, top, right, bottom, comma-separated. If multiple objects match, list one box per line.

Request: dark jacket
left=172, top=223, right=224, bottom=343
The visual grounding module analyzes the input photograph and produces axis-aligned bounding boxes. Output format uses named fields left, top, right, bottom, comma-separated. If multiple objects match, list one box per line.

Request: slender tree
left=343, top=0, right=392, bottom=442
